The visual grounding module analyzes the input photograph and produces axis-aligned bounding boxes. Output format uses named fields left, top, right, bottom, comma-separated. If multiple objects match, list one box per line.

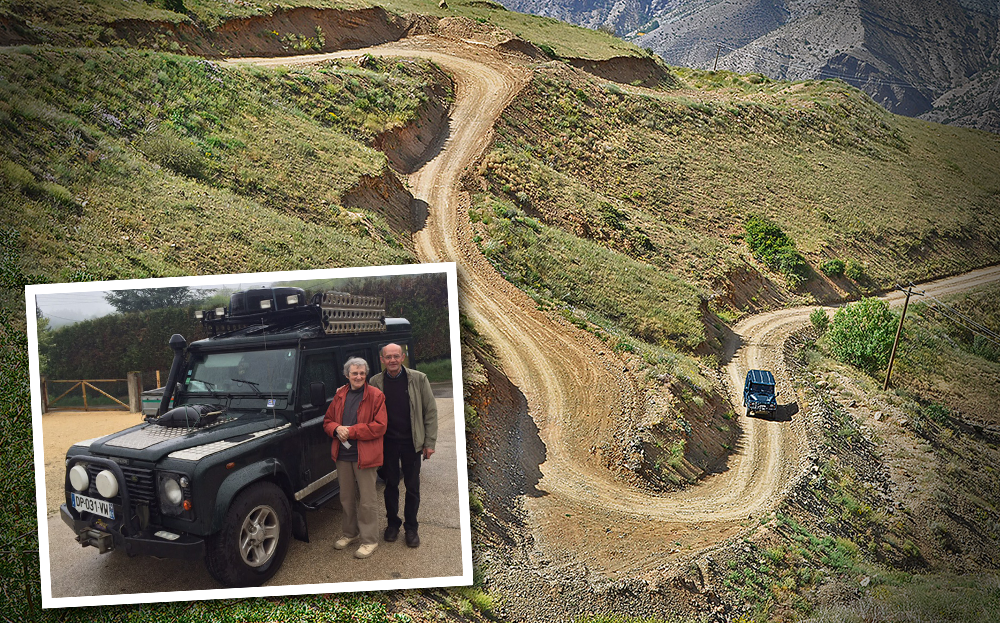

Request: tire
left=205, top=481, right=291, bottom=587
left=746, top=407, right=751, bottom=418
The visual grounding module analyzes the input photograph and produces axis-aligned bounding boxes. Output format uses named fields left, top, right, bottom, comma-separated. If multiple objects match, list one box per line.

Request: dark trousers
left=383, top=437, right=421, bottom=531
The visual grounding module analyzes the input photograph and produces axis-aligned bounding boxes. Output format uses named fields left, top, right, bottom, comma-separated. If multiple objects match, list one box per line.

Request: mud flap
left=292, top=504, right=309, bottom=542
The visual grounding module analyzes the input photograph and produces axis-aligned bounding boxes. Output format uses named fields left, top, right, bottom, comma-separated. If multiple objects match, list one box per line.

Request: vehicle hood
left=748, top=391, right=776, bottom=404
left=80, top=412, right=291, bottom=463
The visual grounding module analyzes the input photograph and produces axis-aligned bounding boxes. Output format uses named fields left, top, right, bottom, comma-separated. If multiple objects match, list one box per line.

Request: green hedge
left=39, top=306, right=208, bottom=383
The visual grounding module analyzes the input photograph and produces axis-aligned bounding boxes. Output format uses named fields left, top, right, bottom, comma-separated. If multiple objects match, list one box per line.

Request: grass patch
left=891, top=282, right=1000, bottom=419
left=809, top=573, right=1000, bottom=623
left=2, top=0, right=647, bottom=61
left=470, top=194, right=705, bottom=352
left=415, top=358, right=451, bottom=382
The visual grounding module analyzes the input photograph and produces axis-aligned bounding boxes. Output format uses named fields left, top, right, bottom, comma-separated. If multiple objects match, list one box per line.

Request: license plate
left=71, top=493, right=116, bottom=519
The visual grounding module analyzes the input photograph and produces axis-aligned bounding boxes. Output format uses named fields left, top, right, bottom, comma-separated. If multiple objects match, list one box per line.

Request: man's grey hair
left=343, top=357, right=369, bottom=377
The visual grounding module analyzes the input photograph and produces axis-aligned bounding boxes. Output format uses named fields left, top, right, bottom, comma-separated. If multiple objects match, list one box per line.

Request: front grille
left=85, top=463, right=158, bottom=508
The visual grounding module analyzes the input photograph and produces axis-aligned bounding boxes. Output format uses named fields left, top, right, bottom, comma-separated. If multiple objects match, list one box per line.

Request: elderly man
left=323, top=357, right=387, bottom=559
left=369, top=343, right=437, bottom=548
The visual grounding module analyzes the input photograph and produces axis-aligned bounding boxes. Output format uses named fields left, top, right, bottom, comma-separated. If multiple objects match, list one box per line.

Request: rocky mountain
left=499, top=0, right=1000, bottom=132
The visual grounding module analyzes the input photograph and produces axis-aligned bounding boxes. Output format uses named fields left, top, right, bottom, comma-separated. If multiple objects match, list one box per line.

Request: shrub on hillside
left=826, top=297, right=898, bottom=376
left=821, top=259, right=845, bottom=277
left=810, top=308, right=830, bottom=333
left=845, top=260, right=866, bottom=282
left=743, top=215, right=810, bottom=287
left=137, top=127, right=206, bottom=179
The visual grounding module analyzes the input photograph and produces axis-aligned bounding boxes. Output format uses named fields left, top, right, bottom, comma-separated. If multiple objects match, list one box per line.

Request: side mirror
left=309, top=381, right=326, bottom=408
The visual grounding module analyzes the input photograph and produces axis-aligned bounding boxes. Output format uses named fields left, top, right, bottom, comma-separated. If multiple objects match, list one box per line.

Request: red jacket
left=323, top=383, right=387, bottom=469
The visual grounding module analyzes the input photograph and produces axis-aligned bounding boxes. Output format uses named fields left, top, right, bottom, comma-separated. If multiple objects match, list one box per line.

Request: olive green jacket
left=369, top=366, right=438, bottom=452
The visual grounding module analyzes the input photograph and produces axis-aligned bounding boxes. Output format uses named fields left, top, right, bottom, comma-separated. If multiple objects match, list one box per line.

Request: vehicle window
left=299, top=351, right=338, bottom=408
left=186, top=348, right=296, bottom=395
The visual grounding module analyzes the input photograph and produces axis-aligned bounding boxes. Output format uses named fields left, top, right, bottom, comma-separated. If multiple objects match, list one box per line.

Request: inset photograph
left=27, top=262, right=469, bottom=608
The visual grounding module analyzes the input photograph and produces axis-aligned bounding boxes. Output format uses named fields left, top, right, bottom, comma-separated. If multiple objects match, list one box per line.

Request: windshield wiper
left=199, top=380, right=225, bottom=399
left=231, top=378, right=263, bottom=396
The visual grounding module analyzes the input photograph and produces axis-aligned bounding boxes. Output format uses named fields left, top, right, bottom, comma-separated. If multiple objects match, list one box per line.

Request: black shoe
left=384, top=525, right=399, bottom=542
left=405, top=529, right=420, bottom=548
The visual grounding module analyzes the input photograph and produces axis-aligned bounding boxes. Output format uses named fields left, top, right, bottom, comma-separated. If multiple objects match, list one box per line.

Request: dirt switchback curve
left=230, top=41, right=1000, bottom=578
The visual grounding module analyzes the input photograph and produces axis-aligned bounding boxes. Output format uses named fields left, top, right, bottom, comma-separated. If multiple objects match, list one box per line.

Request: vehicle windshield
left=750, top=383, right=774, bottom=394
left=185, top=348, right=296, bottom=396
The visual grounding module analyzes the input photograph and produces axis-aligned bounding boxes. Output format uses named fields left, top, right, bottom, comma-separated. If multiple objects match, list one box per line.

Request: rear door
left=296, top=348, right=339, bottom=496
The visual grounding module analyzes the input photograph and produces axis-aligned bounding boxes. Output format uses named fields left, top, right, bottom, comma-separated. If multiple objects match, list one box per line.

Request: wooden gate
left=41, top=372, right=142, bottom=413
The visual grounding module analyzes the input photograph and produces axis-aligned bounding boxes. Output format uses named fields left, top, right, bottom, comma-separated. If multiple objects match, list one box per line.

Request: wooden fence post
left=41, top=377, right=48, bottom=413
left=127, top=372, right=143, bottom=414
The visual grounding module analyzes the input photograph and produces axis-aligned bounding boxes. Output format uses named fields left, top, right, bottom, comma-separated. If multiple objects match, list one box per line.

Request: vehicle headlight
left=163, top=477, right=183, bottom=505
left=95, top=470, right=119, bottom=498
left=69, top=465, right=89, bottom=492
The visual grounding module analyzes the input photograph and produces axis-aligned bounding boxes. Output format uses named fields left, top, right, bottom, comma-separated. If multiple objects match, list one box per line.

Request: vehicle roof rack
left=195, top=287, right=386, bottom=336
left=320, top=291, right=386, bottom=334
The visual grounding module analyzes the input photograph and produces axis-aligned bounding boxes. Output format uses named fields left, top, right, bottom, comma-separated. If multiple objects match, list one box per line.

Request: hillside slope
left=0, top=47, right=457, bottom=280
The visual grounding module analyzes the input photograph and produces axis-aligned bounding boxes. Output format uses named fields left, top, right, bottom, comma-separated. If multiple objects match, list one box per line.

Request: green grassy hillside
left=474, top=64, right=1000, bottom=356
left=0, top=47, right=455, bottom=282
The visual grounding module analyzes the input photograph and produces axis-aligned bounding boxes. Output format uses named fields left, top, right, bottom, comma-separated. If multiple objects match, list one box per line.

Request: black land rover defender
left=60, top=287, right=412, bottom=587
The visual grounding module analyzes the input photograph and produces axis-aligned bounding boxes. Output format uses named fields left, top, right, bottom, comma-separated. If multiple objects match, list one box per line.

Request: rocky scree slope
left=500, top=0, right=1000, bottom=132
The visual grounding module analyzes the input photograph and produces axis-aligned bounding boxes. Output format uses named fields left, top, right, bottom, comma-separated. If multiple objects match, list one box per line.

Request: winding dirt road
left=231, top=40, right=1000, bottom=576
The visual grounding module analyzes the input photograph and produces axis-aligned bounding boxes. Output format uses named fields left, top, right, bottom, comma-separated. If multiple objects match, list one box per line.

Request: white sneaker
left=334, top=535, right=359, bottom=550
left=354, top=542, right=378, bottom=559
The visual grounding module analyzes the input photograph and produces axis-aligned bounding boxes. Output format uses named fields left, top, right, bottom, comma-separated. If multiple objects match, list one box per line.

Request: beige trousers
left=336, top=460, right=379, bottom=545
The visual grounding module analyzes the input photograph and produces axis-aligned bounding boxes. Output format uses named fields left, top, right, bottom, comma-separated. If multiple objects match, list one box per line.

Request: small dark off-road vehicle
left=743, top=369, right=779, bottom=418
left=60, top=287, right=412, bottom=587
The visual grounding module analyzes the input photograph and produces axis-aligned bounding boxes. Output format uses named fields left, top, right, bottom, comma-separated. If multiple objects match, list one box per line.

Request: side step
left=299, top=482, right=340, bottom=511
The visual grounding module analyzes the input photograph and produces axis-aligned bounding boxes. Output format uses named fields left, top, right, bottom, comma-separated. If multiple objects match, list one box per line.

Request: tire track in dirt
left=230, top=42, right=1000, bottom=575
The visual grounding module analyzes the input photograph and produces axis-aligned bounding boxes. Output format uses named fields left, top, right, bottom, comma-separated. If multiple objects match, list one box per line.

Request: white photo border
left=26, top=262, right=471, bottom=609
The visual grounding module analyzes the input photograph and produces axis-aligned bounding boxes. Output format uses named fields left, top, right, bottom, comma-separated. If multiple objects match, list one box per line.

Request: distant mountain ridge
left=499, top=0, right=1000, bottom=132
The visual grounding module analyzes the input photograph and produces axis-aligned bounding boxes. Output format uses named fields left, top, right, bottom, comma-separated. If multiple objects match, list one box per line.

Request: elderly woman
left=323, top=357, right=387, bottom=559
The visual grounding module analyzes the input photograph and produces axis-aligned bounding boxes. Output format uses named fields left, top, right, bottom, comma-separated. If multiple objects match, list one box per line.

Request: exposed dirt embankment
left=0, top=15, right=37, bottom=45
left=374, top=61, right=453, bottom=174
left=340, top=167, right=414, bottom=246
left=564, top=55, right=678, bottom=88
left=103, top=7, right=410, bottom=58
left=464, top=338, right=541, bottom=547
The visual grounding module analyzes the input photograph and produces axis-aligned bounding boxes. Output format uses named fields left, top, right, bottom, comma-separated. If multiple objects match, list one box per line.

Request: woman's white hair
left=343, top=356, right=369, bottom=378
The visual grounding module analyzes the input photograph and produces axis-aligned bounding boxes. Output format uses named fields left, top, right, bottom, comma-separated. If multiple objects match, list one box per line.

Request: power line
left=926, top=293, right=1000, bottom=342
left=924, top=300, right=1000, bottom=349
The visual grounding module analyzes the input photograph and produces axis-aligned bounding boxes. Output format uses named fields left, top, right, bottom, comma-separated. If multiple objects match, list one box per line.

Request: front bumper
left=60, top=504, right=205, bottom=560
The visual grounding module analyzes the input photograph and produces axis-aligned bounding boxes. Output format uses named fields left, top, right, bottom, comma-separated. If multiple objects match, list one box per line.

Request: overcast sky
left=35, top=282, right=273, bottom=328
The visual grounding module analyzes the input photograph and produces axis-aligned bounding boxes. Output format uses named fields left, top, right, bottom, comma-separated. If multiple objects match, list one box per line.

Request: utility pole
left=883, top=284, right=923, bottom=391
left=713, top=44, right=721, bottom=71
